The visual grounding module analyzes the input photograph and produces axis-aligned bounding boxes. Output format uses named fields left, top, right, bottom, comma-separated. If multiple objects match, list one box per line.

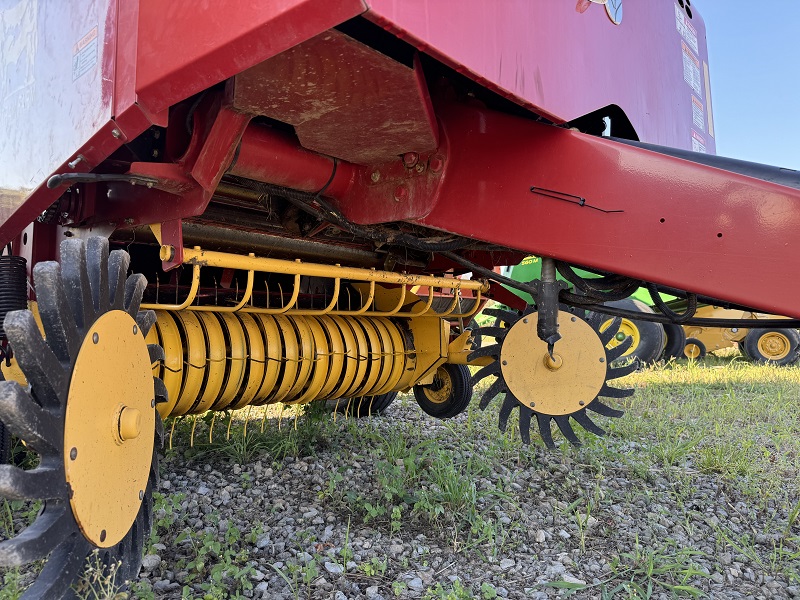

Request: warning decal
left=72, top=26, right=98, bottom=81
left=691, top=130, right=707, bottom=154
left=675, top=4, right=699, bottom=54
left=691, top=96, right=705, bottom=131
left=682, top=41, right=702, bottom=97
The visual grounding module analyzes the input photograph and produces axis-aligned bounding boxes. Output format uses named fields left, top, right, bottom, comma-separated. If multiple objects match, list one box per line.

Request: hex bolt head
left=111, top=129, right=122, bottom=139
left=523, top=318, right=529, bottom=324
left=579, top=400, right=585, bottom=406
left=69, top=447, right=77, bottom=460
left=529, top=402, right=535, bottom=408
left=92, top=332, right=99, bottom=344
left=571, top=317, right=577, bottom=322
left=502, top=360, right=508, bottom=366
left=402, top=152, right=419, bottom=168
left=370, top=170, right=381, bottom=183
left=139, top=490, right=144, bottom=501
left=599, top=357, right=605, bottom=363
left=133, top=325, right=138, bottom=335
left=429, top=155, right=445, bottom=173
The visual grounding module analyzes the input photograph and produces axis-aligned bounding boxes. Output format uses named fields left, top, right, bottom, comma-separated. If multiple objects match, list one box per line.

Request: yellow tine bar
left=142, top=264, right=201, bottom=311
left=188, top=268, right=255, bottom=313
left=168, top=246, right=489, bottom=292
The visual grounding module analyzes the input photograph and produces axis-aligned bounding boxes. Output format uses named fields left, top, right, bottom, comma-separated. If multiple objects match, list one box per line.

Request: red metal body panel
left=365, top=0, right=716, bottom=153
left=135, top=0, right=366, bottom=115
left=404, top=103, right=799, bottom=317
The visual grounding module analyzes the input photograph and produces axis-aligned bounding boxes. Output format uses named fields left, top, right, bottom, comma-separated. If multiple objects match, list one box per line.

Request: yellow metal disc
left=351, top=318, right=384, bottom=396
left=500, top=311, right=607, bottom=416
left=314, top=316, right=346, bottom=400
left=64, top=310, right=154, bottom=547
left=191, top=312, right=227, bottom=414
left=757, top=331, right=791, bottom=360
left=211, top=313, right=248, bottom=410
left=332, top=316, right=368, bottom=399
left=368, top=319, right=396, bottom=394
left=291, top=317, right=330, bottom=404
left=370, top=318, right=406, bottom=395
left=268, top=315, right=300, bottom=403
left=252, top=314, right=283, bottom=405
left=153, top=311, right=183, bottom=417
left=171, top=311, right=207, bottom=415
left=229, top=313, right=266, bottom=410
left=283, top=316, right=314, bottom=403
left=418, top=364, right=453, bottom=404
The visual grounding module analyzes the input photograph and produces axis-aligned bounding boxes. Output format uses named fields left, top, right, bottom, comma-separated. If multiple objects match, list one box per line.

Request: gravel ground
left=132, top=393, right=800, bottom=600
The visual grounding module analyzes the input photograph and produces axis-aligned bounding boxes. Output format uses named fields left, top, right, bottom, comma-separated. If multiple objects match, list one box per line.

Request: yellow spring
left=145, top=310, right=416, bottom=418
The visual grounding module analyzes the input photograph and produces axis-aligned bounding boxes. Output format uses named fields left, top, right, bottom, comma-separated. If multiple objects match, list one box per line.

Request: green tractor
left=500, top=257, right=800, bottom=366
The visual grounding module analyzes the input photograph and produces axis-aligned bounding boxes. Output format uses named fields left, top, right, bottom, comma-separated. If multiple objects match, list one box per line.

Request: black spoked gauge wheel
left=0, top=238, right=165, bottom=599
left=743, top=328, right=800, bottom=366
left=597, top=299, right=665, bottom=365
left=332, top=392, right=398, bottom=418
left=684, top=337, right=707, bottom=360
left=661, top=322, right=687, bottom=360
left=413, top=363, right=472, bottom=419
left=469, top=307, right=633, bottom=447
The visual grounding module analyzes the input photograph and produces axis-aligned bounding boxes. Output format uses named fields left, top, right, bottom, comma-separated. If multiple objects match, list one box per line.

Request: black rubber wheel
left=742, top=328, right=800, bottom=366
left=333, top=392, right=398, bottom=418
left=600, top=299, right=666, bottom=365
left=661, top=322, right=687, bottom=360
left=0, top=238, right=164, bottom=598
left=413, top=363, right=472, bottom=419
left=684, top=337, right=707, bottom=359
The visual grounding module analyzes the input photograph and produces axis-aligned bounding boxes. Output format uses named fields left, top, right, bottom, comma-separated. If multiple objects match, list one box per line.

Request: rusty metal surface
left=231, top=29, right=437, bottom=165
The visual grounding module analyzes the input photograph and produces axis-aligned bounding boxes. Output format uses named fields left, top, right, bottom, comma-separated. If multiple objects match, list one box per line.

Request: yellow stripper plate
left=230, top=313, right=266, bottom=409
left=171, top=311, right=207, bottom=415
left=64, top=310, right=154, bottom=547
left=500, top=311, right=607, bottom=416
left=191, top=312, right=227, bottom=413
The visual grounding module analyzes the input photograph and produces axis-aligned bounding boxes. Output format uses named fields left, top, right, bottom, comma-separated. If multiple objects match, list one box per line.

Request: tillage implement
left=1, top=0, right=800, bottom=596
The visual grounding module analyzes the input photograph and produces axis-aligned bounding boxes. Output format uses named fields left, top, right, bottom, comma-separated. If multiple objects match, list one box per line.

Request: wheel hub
left=422, top=366, right=453, bottom=404
left=500, top=311, right=608, bottom=416
left=758, top=332, right=790, bottom=360
left=64, top=310, right=154, bottom=547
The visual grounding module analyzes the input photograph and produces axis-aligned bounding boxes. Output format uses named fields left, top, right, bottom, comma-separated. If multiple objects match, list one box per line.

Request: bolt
left=571, top=317, right=577, bottom=322
left=139, top=490, right=144, bottom=501
left=394, top=185, right=408, bottom=202
left=529, top=402, right=535, bottom=408
left=415, top=163, right=425, bottom=174
left=502, top=360, right=508, bottom=366
left=111, top=129, right=122, bottom=139
left=523, top=318, right=529, bottom=324
left=92, top=332, right=99, bottom=344
left=731, top=328, right=739, bottom=333
left=133, top=324, right=138, bottom=335
left=429, top=155, right=445, bottom=173
left=67, top=155, right=85, bottom=169
left=599, top=357, right=605, bottom=363
left=370, top=170, right=381, bottom=183
left=152, top=149, right=159, bottom=158
left=579, top=400, right=585, bottom=406
left=69, top=447, right=77, bottom=460
left=151, top=398, right=156, bottom=408
left=100, top=530, right=107, bottom=543
left=402, top=152, right=419, bottom=168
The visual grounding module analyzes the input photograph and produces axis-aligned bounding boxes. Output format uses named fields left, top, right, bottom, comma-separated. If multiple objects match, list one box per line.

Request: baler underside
left=1, top=1, right=800, bottom=597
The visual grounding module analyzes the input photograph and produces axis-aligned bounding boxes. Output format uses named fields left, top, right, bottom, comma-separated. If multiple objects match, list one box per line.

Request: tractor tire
left=414, top=363, right=472, bottom=419
left=684, top=337, right=707, bottom=359
left=742, top=328, right=800, bottom=366
left=661, top=322, right=687, bottom=360
left=600, top=299, right=666, bottom=365
left=332, top=392, right=398, bottom=418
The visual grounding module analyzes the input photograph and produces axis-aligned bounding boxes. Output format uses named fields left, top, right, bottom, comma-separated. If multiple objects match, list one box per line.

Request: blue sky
left=699, top=1, right=800, bottom=170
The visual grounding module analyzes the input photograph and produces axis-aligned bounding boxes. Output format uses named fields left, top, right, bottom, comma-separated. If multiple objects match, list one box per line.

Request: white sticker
left=72, top=26, right=98, bottom=81
left=691, top=130, right=707, bottom=154
left=691, top=96, right=705, bottom=131
left=682, top=41, right=702, bottom=97
left=675, top=4, right=699, bottom=54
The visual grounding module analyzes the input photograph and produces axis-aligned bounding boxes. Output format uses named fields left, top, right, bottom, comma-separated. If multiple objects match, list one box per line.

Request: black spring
left=0, top=255, right=28, bottom=339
